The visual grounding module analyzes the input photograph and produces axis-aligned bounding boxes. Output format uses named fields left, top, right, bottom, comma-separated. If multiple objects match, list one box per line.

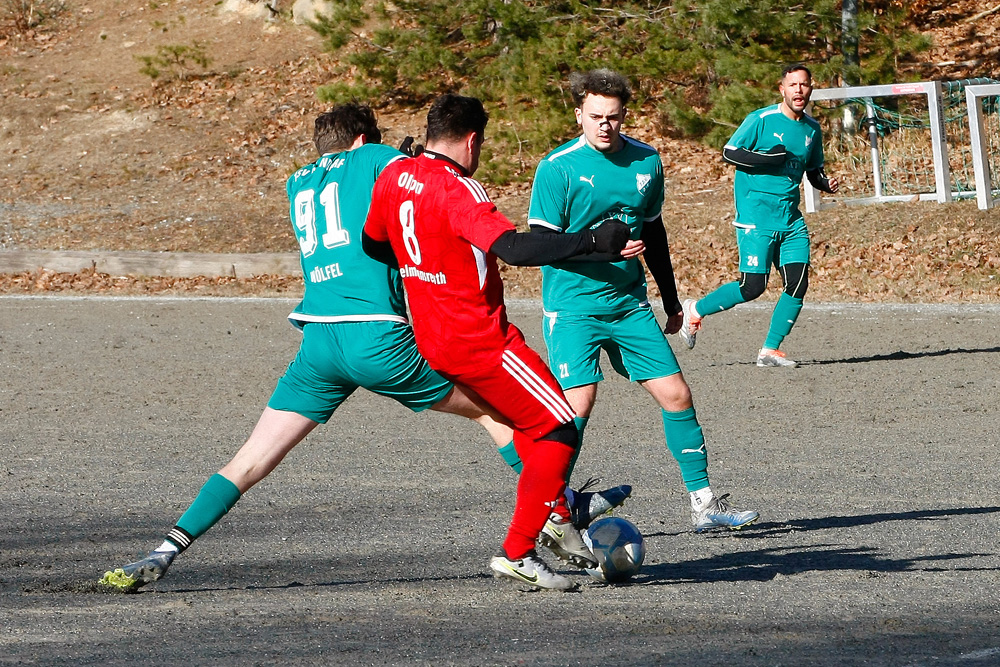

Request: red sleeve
left=448, top=175, right=514, bottom=251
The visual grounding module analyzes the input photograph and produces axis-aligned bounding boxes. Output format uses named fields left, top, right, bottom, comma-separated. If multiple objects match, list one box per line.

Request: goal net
left=803, top=78, right=1000, bottom=212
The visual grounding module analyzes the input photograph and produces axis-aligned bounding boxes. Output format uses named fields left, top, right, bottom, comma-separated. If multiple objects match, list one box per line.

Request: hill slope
left=1, top=0, right=999, bottom=301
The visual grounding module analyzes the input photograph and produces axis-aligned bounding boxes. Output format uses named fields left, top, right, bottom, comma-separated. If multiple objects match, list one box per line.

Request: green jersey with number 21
left=528, top=135, right=664, bottom=315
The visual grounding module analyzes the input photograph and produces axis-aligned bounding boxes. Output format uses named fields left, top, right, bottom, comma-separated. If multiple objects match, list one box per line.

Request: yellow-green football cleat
left=99, top=550, right=176, bottom=592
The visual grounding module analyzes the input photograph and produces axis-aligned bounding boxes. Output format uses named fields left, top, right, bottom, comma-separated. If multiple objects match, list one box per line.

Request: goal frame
left=964, top=83, right=1000, bottom=210
left=804, top=80, right=951, bottom=213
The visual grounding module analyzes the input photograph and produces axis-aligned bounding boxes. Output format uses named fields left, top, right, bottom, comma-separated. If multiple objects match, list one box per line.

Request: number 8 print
left=399, top=200, right=421, bottom=265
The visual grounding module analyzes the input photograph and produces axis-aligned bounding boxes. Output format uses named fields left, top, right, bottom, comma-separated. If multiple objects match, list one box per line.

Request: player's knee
left=543, top=421, right=579, bottom=449
left=782, top=263, right=809, bottom=299
left=739, top=273, right=767, bottom=301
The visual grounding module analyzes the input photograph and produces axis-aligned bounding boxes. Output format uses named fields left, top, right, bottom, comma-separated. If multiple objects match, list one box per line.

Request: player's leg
left=614, top=308, right=758, bottom=532
left=759, top=222, right=810, bottom=368
left=101, top=324, right=348, bottom=591
left=541, top=310, right=604, bottom=481
left=682, top=227, right=774, bottom=350
left=428, top=381, right=520, bottom=471
left=449, top=332, right=597, bottom=587
left=541, top=312, right=632, bottom=523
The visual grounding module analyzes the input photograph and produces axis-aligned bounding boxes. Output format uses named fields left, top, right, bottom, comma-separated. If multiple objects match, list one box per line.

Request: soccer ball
left=582, top=516, right=645, bottom=583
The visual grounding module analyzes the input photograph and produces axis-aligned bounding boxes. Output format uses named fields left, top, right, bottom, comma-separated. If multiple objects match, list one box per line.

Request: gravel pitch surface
left=2, top=296, right=999, bottom=666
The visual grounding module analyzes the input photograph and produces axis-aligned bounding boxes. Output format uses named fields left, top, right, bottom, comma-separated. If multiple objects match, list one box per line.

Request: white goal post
left=965, top=83, right=1000, bottom=210
left=804, top=81, right=951, bottom=213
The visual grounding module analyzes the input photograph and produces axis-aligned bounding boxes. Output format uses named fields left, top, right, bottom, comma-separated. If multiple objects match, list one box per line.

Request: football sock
left=503, top=432, right=573, bottom=560
left=155, top=541, right=180, bottom=554
left=690, top=486, right=715, bottom=510
left=661, top=408, right=710, bottom=492
left=763, top=293, right=803, bottom=350
left=696, top=281, right=745, bottom=316
left=565, top=416, right=589, bottom=482
left=497, top=440, right=523, bottom=473
left=168, top=473, right=242, bottom=552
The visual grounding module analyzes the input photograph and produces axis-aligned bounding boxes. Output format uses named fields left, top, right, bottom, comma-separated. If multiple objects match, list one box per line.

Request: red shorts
left=436, top=325, right=576, bottom=440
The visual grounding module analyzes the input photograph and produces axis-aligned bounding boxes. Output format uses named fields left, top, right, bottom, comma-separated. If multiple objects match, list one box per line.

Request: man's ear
left=350, top=134, right=367, bottom=150
left=466, top=131, right=479, bottom=153
left=574, top=107, right=583, bottom=126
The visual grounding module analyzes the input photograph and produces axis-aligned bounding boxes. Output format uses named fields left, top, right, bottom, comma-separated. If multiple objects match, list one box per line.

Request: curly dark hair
left=569, top=69, right=632, bottom=107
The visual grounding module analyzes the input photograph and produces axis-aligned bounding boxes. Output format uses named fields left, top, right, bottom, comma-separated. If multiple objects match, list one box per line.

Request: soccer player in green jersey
left=100, top=103, right=624, bottom=592
left=528, top=69, right=759, bottom=532
left=678, top=64, right=840, bottom=368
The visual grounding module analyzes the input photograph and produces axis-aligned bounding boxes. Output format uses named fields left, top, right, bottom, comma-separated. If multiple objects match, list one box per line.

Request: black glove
left=398, top=136, right=424, bottom=157
left=591, top=221, right=630, bottom=254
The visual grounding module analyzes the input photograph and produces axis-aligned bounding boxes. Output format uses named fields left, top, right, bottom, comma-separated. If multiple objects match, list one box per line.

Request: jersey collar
left=422, top=149, right=470, bottom=177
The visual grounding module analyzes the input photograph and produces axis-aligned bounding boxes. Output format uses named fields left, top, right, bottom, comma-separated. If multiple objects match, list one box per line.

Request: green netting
left=808, top=79, right=1000, bottom=201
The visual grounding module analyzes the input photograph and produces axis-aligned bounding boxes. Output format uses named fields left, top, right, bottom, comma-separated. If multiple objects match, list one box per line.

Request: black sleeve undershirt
left=639, top=216, right=681, bottom=314
left=526, top=225, right=622, bottom=263
left=722, top=145, right=787, bottom=171
left=361, top=230, right=399, bottom=268
left=489, top=229, right=597, bottom=266
left=806, top=167, right=834, bottom=193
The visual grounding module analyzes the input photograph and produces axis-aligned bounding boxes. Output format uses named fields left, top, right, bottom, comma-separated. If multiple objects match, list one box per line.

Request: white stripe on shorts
left=501, top=349, right=576, bottom=424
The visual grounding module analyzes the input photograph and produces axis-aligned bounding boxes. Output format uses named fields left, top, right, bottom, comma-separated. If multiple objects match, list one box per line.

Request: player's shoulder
left=622, top=134, right=660, bottom=159
left=541, top=136, right=588, bottom=165
left=801, top=111, right=822, bottom=131
left=754, top=104, right=784, bottom=121
left=350, top=142, right=406, bottom=169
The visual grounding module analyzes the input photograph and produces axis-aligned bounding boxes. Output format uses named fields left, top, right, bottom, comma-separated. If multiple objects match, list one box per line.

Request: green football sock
left=763, top=293, right=804, bottom=350
left=497, top=441, right=523, bottom=474
left=696, top=281, right=745, bottom=317
left=661, top=408, right=709, bottom=492
left=172, top=473, right=242, bottom=548
left=565, top=416, right=589, bottom=483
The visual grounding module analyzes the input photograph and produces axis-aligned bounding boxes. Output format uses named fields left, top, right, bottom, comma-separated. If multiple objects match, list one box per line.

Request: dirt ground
left=2, top=297, right=999, bottom=665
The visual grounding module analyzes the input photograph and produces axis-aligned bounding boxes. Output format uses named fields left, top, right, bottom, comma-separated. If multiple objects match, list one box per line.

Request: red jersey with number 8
left=364, top=152, right=516, bottom=371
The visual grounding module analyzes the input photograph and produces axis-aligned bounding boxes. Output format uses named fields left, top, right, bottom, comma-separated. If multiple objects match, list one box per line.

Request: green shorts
left=541, top=306, right=681, bottom=390
left=736, top=218, right=811, bottom=273
left=268, top=320, right=452, bottom=423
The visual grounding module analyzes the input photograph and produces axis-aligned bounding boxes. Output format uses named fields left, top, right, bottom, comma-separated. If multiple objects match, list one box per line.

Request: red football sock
left=502, top=432, right=573, bottom=559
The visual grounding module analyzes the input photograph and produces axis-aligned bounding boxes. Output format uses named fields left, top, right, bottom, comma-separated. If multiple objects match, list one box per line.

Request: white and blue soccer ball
left=582, top=516, right=645, bottom=583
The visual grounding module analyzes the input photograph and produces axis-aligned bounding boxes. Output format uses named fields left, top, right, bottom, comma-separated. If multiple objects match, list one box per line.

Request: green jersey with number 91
left=286, top=143, right=406, bottom=328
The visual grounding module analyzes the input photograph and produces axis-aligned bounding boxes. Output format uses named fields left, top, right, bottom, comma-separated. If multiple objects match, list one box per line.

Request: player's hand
left=827, top=176, right=840, bottom=193
left=399, top=136, right=424, bottom=157
left=619, top=239, right=645, bottom=259
left=592, top=221, right=630, bottom=254
left=662, top=310, right=683, bottom=335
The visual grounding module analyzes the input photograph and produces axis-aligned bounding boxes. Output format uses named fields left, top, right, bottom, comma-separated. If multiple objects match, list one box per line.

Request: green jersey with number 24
left=726, top=104, right=824, bottom=231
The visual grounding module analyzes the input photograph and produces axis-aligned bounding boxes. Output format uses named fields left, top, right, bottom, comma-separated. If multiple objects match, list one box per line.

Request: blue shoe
left=100, top=550, right=176, bottom=592
left=692, top=494, right=759, bottom=533
left=570, top=478, right=632, bottom=529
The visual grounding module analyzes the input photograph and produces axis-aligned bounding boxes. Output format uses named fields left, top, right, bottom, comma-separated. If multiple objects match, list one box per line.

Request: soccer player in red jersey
left=364, top=94, right=633, bottom=591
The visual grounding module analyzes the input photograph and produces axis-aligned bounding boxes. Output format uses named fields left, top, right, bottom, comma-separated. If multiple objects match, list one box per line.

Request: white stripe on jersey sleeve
left=458, top=176, right=491, bottom=203
left=528, top=218, right=561, bottom=230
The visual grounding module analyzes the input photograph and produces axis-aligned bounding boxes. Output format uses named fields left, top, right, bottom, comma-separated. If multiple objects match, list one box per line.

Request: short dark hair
left=781, top=63, right=812, bottom=81
left=313, top=103, right=382, bottom=155
left=425, top=94, right=489, bottom=143
left=569, top=69, right=632, bottom=107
